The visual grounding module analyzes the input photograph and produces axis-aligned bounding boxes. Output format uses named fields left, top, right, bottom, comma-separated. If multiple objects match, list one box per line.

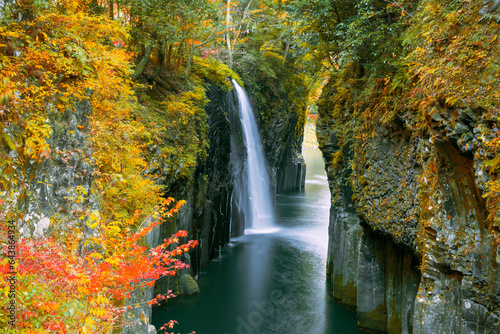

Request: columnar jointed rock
left=243, top=79, right=308, bottom=196
left=318, top=86, right=500, bottom=333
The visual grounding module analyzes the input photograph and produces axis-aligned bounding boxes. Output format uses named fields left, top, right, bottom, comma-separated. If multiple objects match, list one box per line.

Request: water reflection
left=152, top=149, right=362, bottom=334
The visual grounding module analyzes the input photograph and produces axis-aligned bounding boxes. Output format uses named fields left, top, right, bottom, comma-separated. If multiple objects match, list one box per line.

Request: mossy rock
left=179, top=274, right=200, bottom=295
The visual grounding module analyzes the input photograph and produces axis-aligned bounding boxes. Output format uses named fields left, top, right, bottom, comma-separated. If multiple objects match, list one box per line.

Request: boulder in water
left=179, top=274, right=200, bottom=295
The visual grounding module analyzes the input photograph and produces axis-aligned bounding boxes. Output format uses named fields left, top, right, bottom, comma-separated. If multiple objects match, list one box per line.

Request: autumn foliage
left=0, top=0, right=203, bottom=332
left=0, top=0, right=309, bottom=332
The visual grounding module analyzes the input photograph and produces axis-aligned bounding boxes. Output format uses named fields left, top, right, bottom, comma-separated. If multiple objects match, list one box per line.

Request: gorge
left=1, top=1, right=500, bottom=333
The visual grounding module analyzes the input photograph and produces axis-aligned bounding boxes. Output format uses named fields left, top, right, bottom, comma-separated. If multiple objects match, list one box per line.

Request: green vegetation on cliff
left=308, top=0, right=500, bottom=249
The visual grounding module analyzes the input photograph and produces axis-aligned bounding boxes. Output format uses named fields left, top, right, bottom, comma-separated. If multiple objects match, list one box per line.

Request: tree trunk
left=174, top=42, right=184, bottom=73
left=284, top=35, right=291, bottom=60
left=185, top=29, right=200, bottom=76
left=157, top=43, right=165, bottom=73
left=166, top=45, right=172, bottom=71
left=108, top=0, right=113, bottom=19
left=131, top=45, right=152, bottom=80
left=226, top=0, right=233, bottom=68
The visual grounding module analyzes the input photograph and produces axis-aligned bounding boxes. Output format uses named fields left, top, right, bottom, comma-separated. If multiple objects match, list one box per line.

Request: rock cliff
left=152, top=78, right=307, bottom=313
left=313, top=1, right=500, bottom=332
left=318, top=72, right=500, bottom=334
left=243, top=76, right=307, bottom=196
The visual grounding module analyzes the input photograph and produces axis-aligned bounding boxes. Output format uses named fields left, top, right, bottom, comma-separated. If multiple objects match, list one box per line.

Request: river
left=152, top=148, right=362, bottom=334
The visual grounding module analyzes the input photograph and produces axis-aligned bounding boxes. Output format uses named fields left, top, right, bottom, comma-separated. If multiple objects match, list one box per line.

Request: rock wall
left=16, top=99, right=98, bottom=238
left=190, top=83, right=241, bottom=269
left=261, top=104, right=306, bottom=194
left=318, top=88, right=500, bottom=333
left=243, top=78, right=307, bottom=196
left=153, top=82, right=241, bottom=290
left=261, top=103, right=306, bottom=195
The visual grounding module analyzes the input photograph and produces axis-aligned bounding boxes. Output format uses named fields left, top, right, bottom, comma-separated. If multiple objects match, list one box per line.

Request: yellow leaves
left=77, top=284, right=89, bottom=296
left=92, top=294, right=110, bottom=306
left=192, top=55, right=242, bottom=88
left=76, top=185, right=87, bottom=195
left=484, top=156, right=500, bottom=174
left=89, top=252, right=103, bottom=260
left=426, top=67, right=437, bottom=75
left=24, top=114, right=52, bottom=161
left=82, top=316, right=95, bottom=333
left=108, top=225, right=121, bottom=234
left=0, top=77, right=13, bottom=104
left=104, top=257, right=121, bottom=267
left=90, top=307, right=108, bottom=318
left=263, top=50, right=285, bottom=63
left=331, top=150, right=343, bottom=167
left=139, top=312, right=150, bottom=325
left=445, top=95, right=460, bottom=106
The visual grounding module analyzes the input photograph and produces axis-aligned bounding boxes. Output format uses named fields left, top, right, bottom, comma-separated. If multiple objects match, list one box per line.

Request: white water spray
left=232, top=79, right=277, bottom=233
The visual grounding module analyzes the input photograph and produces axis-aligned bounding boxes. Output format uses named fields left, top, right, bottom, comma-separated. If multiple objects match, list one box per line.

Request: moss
left=332, top=273, right=344, bottom=301
left=342, top=279, right=357, bottom=307
left=191, top=56, right=243, bottom=90
left=179, top=274, right=200, bottom=295
left=357, top=304, right=388, bottom=333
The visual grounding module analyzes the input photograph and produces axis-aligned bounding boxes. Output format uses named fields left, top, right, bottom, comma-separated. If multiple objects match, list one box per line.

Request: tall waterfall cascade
left=232, top=79, right=277, bottom=233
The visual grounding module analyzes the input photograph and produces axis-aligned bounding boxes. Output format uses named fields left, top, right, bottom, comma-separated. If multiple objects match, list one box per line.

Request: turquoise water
left=152, top=148, right=362, bottom=334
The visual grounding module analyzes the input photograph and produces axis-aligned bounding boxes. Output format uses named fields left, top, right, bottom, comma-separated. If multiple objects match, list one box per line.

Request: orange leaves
left=175, top=230, right=189, bottom=238
left=405, top=0, right=500, bottom=111
left=0, top=1, right=203, bottom=333
left=186, top=39, right=202, bottom=46
left=0, top=223, right=198, bottom=331
left=160, top=320, right=179, bottom=331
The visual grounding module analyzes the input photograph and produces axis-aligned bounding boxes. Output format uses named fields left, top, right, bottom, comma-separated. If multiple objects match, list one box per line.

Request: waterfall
left=232, top=79, right=277, bottom=233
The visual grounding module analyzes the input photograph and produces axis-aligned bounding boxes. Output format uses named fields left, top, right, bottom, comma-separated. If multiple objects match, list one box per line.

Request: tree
left=120, top=0, right=219, bottom=77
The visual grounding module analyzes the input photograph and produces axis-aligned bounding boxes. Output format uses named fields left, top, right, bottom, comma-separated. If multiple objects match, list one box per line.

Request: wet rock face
left=124, top=283, right=156, bottom=334
left=192, top=83, right=238, bottom=267
left=350, top=126, right=421, bottom=252
left=318, top=95, right=500, bottom=332
left=480, top=0, right=500, bottom=16
left=262, top=109, right=306, bottom=194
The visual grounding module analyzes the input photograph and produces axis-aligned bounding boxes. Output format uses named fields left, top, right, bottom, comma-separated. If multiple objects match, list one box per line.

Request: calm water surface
left=152, top=148, right=362, bottom=334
